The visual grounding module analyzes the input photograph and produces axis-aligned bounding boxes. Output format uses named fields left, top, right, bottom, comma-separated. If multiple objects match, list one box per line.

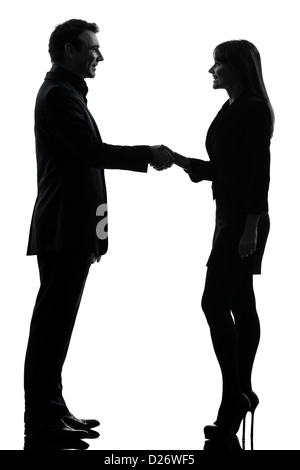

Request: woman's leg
left=202, top=263, right=242, bottom=416
left=231, top=271, right=260, bottom=395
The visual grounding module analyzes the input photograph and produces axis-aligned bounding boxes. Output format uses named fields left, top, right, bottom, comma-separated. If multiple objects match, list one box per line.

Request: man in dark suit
left=25, top=18, right=172, bottom=441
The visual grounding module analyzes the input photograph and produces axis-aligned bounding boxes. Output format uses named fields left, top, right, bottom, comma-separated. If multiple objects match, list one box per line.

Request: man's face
left=72, top=30, right=103, bottom=79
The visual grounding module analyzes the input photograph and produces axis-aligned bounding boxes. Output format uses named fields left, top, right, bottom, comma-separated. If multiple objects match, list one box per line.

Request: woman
left=173, top=40, right=274, bottom=450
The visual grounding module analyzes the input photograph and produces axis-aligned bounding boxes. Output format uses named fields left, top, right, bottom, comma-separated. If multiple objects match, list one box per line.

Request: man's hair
left=48, top=19, right=99, bottom=63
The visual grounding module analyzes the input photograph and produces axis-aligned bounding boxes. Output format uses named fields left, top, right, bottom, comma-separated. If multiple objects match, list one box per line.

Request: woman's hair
left=214, top=40, right=274, bottom=135
left=48, top=19, right=99, bottom=64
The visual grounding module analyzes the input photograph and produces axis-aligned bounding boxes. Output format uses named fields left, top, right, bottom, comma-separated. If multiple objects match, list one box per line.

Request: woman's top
left=187, top=92, right=272, bottom=215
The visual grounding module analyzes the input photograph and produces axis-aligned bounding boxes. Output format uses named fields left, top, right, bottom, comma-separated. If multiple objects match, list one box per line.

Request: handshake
left=149, top=146, right=209, bottom=182
left=150, top=145, right=174, bottom=171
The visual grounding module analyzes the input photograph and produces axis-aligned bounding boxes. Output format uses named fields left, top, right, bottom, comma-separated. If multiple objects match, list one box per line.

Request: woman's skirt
left=207, top=203, right=270, bottom=275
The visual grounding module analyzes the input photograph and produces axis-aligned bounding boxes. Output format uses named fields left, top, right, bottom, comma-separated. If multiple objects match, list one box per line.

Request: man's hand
left=150, top=145, right=174, bottom=171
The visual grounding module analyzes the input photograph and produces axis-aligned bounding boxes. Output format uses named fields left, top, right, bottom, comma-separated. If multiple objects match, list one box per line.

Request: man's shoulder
left=35, top=79, right=82, bottom=115
left=37, top=75, right=74, bottom=99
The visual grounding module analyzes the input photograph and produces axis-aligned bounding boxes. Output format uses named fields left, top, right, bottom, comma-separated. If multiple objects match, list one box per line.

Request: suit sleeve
left=244, top=101, right=271, bottom=214
left=42, top=86, right=152, bottom=172
left=185, top=158, right=213, bottom=183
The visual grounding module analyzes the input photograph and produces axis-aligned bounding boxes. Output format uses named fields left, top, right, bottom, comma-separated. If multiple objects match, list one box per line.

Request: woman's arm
left=173, top=152, right=213, bottom=183
left=244, top=101, right=271, bottom=214
left=173, top=152, right=192, bottom=170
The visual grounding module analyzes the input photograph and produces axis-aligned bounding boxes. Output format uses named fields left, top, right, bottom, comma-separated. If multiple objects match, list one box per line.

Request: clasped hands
left=150, top=145, right=174, bottom=171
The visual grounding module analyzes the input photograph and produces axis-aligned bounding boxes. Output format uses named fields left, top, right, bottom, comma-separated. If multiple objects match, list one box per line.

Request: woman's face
left=209, top=60, right=237, bottom=92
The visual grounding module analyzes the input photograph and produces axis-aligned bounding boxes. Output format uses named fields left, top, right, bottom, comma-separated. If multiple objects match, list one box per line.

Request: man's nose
left=97, top=51, right=104, bottom=62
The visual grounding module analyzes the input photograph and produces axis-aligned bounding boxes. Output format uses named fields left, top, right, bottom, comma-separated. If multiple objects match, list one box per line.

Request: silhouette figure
left=24, top=18, right=173, bottom=445
left=169, top=40, right=274, bottom=450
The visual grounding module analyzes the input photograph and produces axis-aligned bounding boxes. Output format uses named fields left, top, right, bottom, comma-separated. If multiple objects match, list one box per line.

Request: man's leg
left=24, top=251, right=94, bottom=423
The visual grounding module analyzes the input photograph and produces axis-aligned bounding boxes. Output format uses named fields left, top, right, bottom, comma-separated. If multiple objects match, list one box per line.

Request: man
left=25, top=19, right=172, bottom=441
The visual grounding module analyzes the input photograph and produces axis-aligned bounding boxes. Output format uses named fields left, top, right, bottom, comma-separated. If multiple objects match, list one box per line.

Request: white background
left=0, top=0, right=299, bottom=450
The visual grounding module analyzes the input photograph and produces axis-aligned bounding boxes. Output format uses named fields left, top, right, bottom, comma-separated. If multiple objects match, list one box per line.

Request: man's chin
left=90, top=66, right=98, bottom=77
left=84, top=68, right=97, bottom=79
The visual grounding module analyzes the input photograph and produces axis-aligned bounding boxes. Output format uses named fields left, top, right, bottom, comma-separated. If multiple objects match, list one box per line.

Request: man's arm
left=43, top=87, right=170, bottom=172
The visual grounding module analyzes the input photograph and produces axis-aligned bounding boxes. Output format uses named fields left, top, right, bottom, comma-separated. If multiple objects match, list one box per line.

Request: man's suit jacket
left=187, top=92, right=272, bottom=214
left=27, top=66, right=152, bottom=256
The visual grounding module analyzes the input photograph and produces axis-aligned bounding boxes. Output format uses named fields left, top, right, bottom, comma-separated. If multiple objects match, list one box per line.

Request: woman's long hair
left=214, top=40, right=274, bottom=136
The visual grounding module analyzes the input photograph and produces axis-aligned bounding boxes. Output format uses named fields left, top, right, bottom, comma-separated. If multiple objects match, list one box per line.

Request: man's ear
left=64, top=42, right=74, bottom=59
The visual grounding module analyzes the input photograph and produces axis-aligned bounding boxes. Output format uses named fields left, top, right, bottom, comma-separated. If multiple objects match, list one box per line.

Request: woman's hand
left=163, top=150, right=212, bottom=182
left=238, top=214, right=260, bottom=260
left=173, top=152, right=192, bottom=171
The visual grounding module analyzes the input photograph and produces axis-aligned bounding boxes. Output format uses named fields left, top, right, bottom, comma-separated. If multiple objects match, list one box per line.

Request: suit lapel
left=206, top=94, right=250, bottom=152
left=74, top=89, right=102, bottom=141
left=46, top=70, right=102, bottom=142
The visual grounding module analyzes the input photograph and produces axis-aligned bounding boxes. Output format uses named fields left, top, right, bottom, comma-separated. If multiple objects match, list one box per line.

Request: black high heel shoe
left=248, top=391, right=259, bottom=450
left=231, top=390, right=259, bottom=450
left=204, top=394, right=250, bottom=448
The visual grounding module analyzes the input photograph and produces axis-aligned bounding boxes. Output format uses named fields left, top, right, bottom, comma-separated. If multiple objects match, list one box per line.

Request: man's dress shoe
left=62, top=413, right=100, bottom=430
left=62, top=414, right=100, bottom=438
left=25, top=417, right=89, bottom=439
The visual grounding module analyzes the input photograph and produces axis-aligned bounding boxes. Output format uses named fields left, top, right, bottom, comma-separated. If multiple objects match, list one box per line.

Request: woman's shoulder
left=239, top=94, right=273, bottom=137
left=238, top=93, right=271, bottom=123
left=243, top=93, right=269, bottom=112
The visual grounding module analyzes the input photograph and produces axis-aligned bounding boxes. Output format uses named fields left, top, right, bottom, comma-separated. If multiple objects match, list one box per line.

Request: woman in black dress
left=172, top=40, right=274, bottom=449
